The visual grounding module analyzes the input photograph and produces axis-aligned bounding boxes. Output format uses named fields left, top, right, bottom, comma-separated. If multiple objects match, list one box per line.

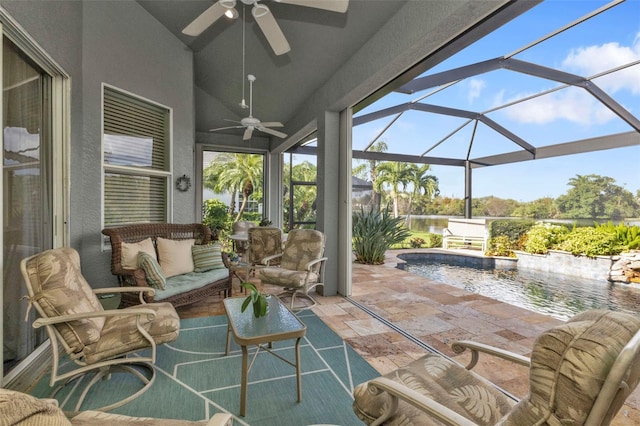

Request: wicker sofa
left=102, top=223, right=231, bottom=308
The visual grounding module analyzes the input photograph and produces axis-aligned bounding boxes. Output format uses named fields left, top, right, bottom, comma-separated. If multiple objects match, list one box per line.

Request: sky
left=352, top=0, right=640, bottom=202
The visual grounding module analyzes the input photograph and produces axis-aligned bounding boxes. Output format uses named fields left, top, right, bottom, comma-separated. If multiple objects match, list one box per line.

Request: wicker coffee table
left=223, top=296, right=306, bottom=416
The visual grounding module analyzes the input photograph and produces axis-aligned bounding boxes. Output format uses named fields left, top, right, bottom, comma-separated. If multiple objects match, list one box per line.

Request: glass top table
left=223, top=296, right=306, bottom=416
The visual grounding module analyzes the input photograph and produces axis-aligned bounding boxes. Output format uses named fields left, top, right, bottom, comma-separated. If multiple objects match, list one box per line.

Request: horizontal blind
left=104, top=87, right=169, bottom=171
left=103, top=87, right=170, bottom=227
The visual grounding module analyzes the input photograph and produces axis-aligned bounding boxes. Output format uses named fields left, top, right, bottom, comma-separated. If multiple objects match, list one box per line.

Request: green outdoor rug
left=29, top=310, right=378, bottom=425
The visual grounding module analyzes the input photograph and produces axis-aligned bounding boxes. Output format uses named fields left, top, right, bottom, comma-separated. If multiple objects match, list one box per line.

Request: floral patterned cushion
left=0, top=389, right=71, bottom=425
left=24, top=247, right=105, bottom=353
left=353, top=353, right=515, bottom=425
left=353, top=310, right=640, bottom=426
left=247, top=227, right=282, bottom=265
left=279, top=229, right=325, bottom=271
left=499, top=310, right=640, bottom=426
left=259, top=268, right=319, bottom=288
left=83, top=302, right=180, bottom=364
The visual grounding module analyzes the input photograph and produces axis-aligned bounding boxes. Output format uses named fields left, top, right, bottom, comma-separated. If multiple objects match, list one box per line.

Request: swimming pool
left=401, top=255, right=640, bottom=320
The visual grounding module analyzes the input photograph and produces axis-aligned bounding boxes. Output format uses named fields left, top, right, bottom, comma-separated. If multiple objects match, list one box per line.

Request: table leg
left=240, top=345, right=248, bottom=416
left=295, top=337, right=302, bottom=402
left=225, top=324, right=231, bottom=356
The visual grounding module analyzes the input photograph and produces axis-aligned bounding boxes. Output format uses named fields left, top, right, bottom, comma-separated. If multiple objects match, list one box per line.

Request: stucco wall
left=1, top=0, right=195, bottom=285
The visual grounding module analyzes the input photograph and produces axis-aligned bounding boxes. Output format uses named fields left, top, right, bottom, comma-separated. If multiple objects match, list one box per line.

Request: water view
left=403, top=260, right=640, bottom=321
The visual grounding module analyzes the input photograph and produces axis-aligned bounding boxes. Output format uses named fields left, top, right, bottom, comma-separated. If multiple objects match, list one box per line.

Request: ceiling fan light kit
left=182, top=0, right=349, bottom=55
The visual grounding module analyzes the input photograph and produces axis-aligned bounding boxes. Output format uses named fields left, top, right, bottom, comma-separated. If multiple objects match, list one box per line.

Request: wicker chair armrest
left=367, top=377, right=478, bottom=426
left=451, top=340, right=531, bottom=370
left=32, top=307, right=157, bottom=328
left=262, top=252, right=283, bottom=266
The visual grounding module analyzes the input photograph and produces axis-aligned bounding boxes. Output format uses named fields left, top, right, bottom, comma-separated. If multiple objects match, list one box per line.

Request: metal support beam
left=465, top=161, right=472, bottom=219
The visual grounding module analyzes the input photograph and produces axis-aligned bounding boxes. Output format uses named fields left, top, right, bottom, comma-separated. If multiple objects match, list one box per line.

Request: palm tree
left=203, top=153, right=263, bottom=221
left=405, top=164, right=439, bottom=224
left=374, top=161, right=412, bottom=218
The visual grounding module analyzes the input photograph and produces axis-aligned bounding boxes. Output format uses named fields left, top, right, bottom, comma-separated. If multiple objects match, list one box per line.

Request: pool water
left=404, top=261, right=640, bottom=320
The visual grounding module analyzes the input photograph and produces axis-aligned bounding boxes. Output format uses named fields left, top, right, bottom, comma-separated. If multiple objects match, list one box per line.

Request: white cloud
left=501, top=88, right=615, bottom=125
left=561, top=32, right=640, bottom=94
left=467, top=78, right=486, bottom=103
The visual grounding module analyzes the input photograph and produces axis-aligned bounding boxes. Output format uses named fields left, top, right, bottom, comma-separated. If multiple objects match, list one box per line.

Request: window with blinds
left=103, top=86, right=170, bottom=227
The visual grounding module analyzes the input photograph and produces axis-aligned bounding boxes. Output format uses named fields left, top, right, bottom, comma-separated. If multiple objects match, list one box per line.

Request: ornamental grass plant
left=352, top=207, right=411, bottom=264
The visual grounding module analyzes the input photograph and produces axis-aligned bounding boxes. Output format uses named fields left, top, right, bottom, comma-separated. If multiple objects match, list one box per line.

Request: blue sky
left=352, top=0, right=640, bottom=202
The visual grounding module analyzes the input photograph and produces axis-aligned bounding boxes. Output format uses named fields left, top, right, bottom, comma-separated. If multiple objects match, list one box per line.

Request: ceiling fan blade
left=223, top=118, right=242, bottom=123
left=257, top=126, right=287, bottom=139
left=253, top=5, right=291, bottom=56
left=182, top=2, right=227, bottom=36
left=209, top=125, right=244, bottom=132
left=259, top=122, right=284, bottom=128
left=274, top=0, right=348, bottom=13
left=243, top=127, right=254, bottom=140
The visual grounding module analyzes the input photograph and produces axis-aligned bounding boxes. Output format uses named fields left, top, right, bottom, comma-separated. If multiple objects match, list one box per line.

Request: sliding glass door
left=2, top=36, right=53, bottom=375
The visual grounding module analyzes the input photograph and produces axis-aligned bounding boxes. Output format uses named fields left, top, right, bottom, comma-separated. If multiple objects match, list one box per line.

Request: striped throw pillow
left=138, top=251, right=166, bottom=290
left=192, top=243, right=225, bottom=272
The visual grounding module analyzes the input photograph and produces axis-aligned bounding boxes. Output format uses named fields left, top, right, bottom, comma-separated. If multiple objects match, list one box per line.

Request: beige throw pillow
left=157, top=237, right=195, bottom=278
left=121, top=238, right=156, bottom=270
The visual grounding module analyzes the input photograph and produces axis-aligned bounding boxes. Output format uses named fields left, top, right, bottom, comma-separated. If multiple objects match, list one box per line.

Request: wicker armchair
left=353, top=309, right=640, bottom=426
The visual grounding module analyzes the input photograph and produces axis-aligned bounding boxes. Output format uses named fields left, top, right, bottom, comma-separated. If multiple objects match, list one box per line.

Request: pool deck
left=178, top=248, right=640, bottom=424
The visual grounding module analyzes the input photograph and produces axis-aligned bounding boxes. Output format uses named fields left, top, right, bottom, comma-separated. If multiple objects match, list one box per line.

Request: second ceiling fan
left=182, top=0, right=349, bottom=55
left=210, top=74, right=287, bottom=141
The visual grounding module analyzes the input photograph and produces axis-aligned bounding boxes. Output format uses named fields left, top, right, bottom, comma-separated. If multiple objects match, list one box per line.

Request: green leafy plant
left=485, top=235, right=516, bottom=257
left=352, top=207, right=411, bottom=264
left=523, top=222, right=569, bottom=254
left=557, top=227, right=622, bottom=257
left=240, top=282, right=268, bottom=318
left=202, top=199, right=231, bottom=236
left=594, top=221, right=640, bottom=250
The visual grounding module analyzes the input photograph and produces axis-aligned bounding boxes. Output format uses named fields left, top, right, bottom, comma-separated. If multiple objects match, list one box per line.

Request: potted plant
left=228, top=251, right=239, bottom=266
left=240, top=282, right=269, bottom=318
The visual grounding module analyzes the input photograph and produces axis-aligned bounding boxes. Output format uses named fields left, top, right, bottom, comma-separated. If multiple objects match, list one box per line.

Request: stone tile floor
left=177, top=249, right=640, bottom=425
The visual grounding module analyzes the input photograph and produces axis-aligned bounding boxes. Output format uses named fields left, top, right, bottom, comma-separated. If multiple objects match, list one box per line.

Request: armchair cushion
left=192, top=243, right=225, bottom=272
left=138, top=251, right=166, bottom=290
left=23, top=247, right=105, bottom=352
left=280, top=229, right=325, bottom=271
left=157, top=238, right=195, bottom=278
left=122, top=238, right=157, bottom=269
left=82, top=302, right=180, bottom=364
left=499, top=310, right=640, bottom=425
left=259, top=268, right=319, bottom=288
left=353, top=353, right=515, bottom=425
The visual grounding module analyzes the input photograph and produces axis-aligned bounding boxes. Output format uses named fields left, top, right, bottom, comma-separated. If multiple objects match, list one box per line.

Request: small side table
left=223, top=296, right=306, bottom=416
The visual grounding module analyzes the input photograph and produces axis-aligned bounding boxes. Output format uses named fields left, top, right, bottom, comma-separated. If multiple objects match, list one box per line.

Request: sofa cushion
left=153, top=269, right=229, bottom=301
left=192, top=243, right=225, bottom=272
left=138, top=251, right=166, bottom=290
left=121, top=237, right=156, bottom=269
left=157, top=238, right=195, bottom=278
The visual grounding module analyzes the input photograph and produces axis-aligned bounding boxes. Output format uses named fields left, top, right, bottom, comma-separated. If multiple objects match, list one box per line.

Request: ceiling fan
left=210, top=74, right=287, bottom=140
left=182, top=0, right=349, bottom=55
